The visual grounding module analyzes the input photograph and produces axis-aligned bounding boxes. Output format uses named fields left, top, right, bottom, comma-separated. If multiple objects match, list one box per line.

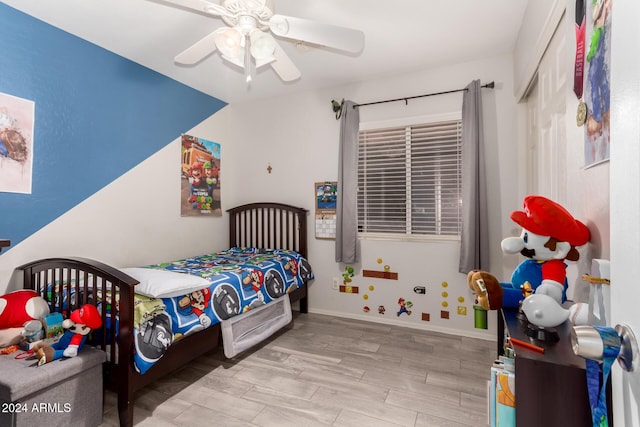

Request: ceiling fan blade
left=270, top=43, right=301, bottom=82
left=269, top=14, right=364, bottom=53
left=175, top=29, right=221, bottom=65
left=158, top=0, right=230, bottom=17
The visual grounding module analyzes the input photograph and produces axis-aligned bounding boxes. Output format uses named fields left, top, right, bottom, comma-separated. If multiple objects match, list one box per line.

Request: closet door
left=526, top=16, right=568, bottom=204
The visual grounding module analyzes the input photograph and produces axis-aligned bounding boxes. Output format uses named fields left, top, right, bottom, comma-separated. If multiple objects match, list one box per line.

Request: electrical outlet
left=332, top=278, right=340, bottom=290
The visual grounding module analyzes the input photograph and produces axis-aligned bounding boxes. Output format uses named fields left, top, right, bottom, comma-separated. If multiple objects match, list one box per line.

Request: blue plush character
left=32, top=304, right=102, bottom=365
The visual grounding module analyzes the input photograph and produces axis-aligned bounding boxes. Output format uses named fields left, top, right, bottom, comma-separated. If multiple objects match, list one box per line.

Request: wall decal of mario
left=499, top=195, right=590, bottom=311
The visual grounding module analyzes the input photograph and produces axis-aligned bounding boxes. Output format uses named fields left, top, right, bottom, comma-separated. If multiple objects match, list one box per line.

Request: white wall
left=226, top=53, right=520, bottom=339
left=0, top=53, right=519, bottom=341
left=0, top=106, right=237, bottom=292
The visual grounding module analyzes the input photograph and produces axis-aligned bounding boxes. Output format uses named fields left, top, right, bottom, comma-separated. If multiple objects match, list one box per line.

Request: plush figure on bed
left=32, top=304, right=102, bottom=365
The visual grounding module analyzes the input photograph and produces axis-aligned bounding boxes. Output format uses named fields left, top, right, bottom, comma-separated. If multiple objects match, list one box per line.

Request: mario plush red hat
left=70, top=304, right=102, bottom=329
left=510, top=195, right=590, bottom=246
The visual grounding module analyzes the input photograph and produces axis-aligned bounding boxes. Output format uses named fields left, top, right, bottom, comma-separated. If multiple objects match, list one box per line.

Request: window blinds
left=357, top=119, right=462, bottom=236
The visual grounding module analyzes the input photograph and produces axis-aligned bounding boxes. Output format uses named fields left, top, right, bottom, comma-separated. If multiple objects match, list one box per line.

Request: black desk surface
left=499, top=307, right=586, bottom=370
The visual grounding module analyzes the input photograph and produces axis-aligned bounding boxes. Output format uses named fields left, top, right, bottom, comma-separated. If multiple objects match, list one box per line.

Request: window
left=357, top=116, right=462, bottom=238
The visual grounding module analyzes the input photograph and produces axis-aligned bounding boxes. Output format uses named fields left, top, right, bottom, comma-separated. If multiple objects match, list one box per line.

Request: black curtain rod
left=352, top=81, right=495, bottom=109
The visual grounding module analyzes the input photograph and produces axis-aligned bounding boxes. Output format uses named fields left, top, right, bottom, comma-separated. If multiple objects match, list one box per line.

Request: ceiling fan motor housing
left=169, top=0, right=365, bottom=82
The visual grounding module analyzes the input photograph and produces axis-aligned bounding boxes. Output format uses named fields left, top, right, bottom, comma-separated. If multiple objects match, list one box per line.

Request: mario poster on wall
left=0, top=92, right=35, bottom=194
left=583, top=0, right=611, bottom=167
left=181, top=134, right=221, bottom=217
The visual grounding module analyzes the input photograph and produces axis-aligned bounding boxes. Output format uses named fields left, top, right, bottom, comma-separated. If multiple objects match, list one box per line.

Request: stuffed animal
left=0, top=290, right=50, bottom=330
left=32, top=304, right=102, bottom=365
left=467, top=270, right=504, bottom=310
left=521, top=293, right=591, bottom=327
left=500, top=195, right=590, bottom=309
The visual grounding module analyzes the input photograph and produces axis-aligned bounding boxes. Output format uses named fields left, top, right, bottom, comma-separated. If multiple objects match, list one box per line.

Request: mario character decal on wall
left=397, top=298, right=413, bottom=317
left=32, top=304, right=102, bottom=365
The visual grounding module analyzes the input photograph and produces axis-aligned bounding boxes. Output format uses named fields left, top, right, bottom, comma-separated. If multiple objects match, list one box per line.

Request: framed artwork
left=0, top=92, right=35, bottom=194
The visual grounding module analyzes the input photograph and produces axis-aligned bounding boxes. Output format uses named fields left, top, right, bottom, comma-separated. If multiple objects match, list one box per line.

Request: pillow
left=119, top=267, right=211, bottom=299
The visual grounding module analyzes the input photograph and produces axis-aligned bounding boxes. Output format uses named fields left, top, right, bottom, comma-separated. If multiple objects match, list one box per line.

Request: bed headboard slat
left=227, top=202, right=309, bottom=258
left=17, top=256, right=139, bottom=369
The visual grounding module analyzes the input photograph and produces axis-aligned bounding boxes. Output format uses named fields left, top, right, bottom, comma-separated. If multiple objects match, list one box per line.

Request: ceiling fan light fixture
left=249, top=30, right=276, bottom=59
left=214, top=27, right=243, bottom=59
left=168, top=0, right=364, bottom=83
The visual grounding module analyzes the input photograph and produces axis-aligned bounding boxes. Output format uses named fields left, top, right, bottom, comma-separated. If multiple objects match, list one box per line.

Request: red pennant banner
left=574, top=0, right=586, bottom=99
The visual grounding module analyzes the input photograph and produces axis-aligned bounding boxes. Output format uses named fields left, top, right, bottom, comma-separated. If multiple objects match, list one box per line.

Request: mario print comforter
left=131, top=247, right=313, bottom=374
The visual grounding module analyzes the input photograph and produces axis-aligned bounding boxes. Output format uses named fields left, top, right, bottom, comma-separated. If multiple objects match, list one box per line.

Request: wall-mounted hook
left=331, top=98, right=344, bottom=120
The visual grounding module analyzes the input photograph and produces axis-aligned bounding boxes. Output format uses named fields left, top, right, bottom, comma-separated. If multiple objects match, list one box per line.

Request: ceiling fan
left=161, top=0, right=365, bottom=83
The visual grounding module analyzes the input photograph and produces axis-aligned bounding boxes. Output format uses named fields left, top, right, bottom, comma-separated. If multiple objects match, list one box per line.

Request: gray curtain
left=459, top=80, right=490, bottom=273
left=335, top=100, right=360, bottom=263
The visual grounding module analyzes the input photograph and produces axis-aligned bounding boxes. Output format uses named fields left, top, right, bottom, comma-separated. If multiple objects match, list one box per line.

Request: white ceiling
left=3, top=0, right=528, bottom=104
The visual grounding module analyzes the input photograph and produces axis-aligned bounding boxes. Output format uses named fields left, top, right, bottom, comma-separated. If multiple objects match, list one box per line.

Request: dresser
left=497, top=308, right=612, bottom=427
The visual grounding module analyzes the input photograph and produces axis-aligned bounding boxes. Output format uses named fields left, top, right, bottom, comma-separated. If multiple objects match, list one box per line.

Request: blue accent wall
left=0, top=4, right=227, bottom=248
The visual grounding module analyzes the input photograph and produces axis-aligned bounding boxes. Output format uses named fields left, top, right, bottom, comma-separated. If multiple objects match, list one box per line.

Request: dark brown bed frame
left=16, top=202, right=309, bottom=427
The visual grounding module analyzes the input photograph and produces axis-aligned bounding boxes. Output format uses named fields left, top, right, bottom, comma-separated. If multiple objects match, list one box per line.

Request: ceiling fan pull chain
left=244, top=34, right=253, bottom=83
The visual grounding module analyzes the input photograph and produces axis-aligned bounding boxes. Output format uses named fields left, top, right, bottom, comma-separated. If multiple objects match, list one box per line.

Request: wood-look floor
left=100, top=312, right=495, bottom=427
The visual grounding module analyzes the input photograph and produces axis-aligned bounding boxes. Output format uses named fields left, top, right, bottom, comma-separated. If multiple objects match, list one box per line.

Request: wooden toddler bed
left=16, top=202, right=310, bottom=427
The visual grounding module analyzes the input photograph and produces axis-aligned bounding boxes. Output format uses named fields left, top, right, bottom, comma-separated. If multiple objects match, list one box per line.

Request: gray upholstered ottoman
left=0, top=345, right=105, bottom=427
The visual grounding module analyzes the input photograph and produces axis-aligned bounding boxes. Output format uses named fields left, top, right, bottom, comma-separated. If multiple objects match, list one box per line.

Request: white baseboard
left=306, top=307, right=495, bottom=341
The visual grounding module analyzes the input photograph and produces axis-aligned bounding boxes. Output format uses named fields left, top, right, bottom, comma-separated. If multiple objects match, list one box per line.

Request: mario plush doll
left=32, top=304, right=102, bottom=365
left=499, top=195, right=590, bottom=308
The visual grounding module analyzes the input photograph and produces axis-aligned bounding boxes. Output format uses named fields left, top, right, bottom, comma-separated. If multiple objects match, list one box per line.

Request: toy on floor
left=32, top=304, right=102, bottom=365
